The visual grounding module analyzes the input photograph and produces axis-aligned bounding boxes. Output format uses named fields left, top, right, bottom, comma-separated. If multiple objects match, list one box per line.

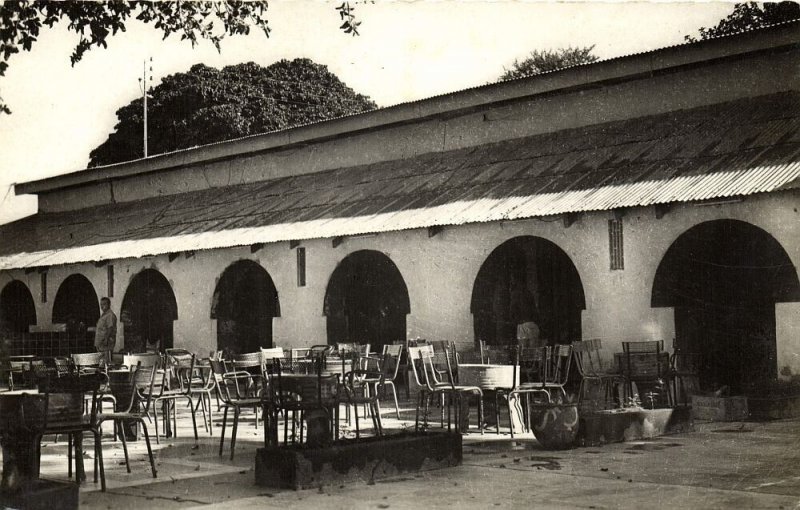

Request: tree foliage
left=88, top=58, right=376, bottom=167
left=0, top=1, right=361, bottom=114
left=499, top=46, right=598, bottom=81
left=686, top=2, right=800, bottom=41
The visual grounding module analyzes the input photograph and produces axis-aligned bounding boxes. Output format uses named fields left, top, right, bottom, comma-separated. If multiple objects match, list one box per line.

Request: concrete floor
left=28, top=400, right=800, bottom=509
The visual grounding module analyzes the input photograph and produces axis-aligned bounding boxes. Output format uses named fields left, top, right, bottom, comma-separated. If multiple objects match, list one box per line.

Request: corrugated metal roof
left=0, top=92, right=798, bottom=270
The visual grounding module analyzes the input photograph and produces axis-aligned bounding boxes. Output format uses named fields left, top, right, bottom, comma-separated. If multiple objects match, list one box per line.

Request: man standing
left=95, top=297, right=117, bottom=364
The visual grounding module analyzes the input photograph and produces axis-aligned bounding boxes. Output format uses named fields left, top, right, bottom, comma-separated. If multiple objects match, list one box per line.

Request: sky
left=0, top=1, right=735, bottom=225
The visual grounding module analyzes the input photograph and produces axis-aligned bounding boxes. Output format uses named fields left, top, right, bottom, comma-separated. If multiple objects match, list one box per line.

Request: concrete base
left=578, top=406, right=694, bottom=446
left=0, top=479, right=78, bottom=510
left=748, top=394, right=800, bottom=420
left=255, top=431, right=462, bottom=490
left=691, top=395, right=748, bottom=421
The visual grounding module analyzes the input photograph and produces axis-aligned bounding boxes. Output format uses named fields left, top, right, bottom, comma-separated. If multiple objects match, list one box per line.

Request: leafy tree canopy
left=686, top=1, right=800, bottom=41
left=88, top=58, right=376, bottom=167
left=499, top=46, right=598, bottom=81
left=0, top=0, right=361, bottom=114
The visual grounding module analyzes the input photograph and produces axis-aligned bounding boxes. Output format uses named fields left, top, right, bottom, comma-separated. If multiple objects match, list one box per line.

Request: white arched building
left=1, top=22, right=798, bottom=398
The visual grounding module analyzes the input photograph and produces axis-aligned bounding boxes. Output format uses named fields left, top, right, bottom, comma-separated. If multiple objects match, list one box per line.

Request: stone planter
left=0, top=479, right=78, bottom=510
left=578, top=407, right=694, bottom=446
left=529, top=402, right=579, bottom=450
left=255, top=431, right=462, bottom=489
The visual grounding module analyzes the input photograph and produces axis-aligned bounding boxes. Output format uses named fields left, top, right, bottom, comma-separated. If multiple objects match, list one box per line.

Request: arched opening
left=52, top=274, right=100, bottom=334
left=324, top=250, right=410, bottom=350
left=121, top=269, right=178, bottom=353
left=211, top=260, right=280, bottom=356
left=652, top=220, right=800, bottom=393
left=0, top=280, right=36, bottom=334
left=471, top=236, right=586, bottom=346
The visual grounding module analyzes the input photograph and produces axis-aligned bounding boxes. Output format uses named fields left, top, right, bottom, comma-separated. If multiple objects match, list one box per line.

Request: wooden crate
left=691, top=395, right=749, bottom=421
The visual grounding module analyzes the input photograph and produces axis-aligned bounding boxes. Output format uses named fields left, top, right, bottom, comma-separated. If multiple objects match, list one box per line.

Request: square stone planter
left=691, top=395, right=749, bottom=421
left=578, top=407, right=693, bottom=446
left=255, top=431, right=462, bottom=490
left=0, top=479, right=78, bottom=510
left=747, top=394, right=800, bottom=420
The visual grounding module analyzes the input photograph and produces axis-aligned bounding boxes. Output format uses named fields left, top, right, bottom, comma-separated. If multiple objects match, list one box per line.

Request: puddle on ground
left=624, top=442, right=684, bottom=453
left=528, top=456, right=562, bottom=470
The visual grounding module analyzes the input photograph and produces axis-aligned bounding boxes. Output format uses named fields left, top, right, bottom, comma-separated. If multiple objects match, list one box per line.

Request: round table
left=457, top=364, right=524, bottom=432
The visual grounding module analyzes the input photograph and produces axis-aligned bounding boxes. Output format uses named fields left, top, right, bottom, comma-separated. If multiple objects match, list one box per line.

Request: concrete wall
left=36, top=47, right=800, bottom=213
left=3, top=191, right=798, bottom=376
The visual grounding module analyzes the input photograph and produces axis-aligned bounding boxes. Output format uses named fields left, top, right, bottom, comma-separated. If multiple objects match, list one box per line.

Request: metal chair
left=670, top=350, right=701, bottom=406
left=621, top=340, right=672, bottom=408
left=97, top=363, right=158, bottom=478
left=36, top=372, right=107, bottom=491
left=409, top=345, right=483, bottom=434
left=342, top=366, right=383, bottom=438
left=269, top=360, right=339, bottom=445
left=210, top=360, right=264, bottom=459
left=572, top=339, right=623, bottom=411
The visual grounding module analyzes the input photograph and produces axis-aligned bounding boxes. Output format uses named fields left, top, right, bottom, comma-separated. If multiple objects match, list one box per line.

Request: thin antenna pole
left=143, top=59, right=148, bottom=158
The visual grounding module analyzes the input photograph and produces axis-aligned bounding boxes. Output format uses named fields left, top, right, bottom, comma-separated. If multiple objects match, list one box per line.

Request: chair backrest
left=407, top=346, right=429, bottom=388
left=546, top=344, right=573, bottom=387
left=520, top=345, right=548, bottom=383
left=230, top=351, right=262, bottom=370
left=572, top=340, right=606, bottom=377
left=622, top=340, right=663, bottom=354
left=71, top=352, right=104, bottom=369
left=166, top=349, right=196, bottom=391
left=379, top=344, right=403, bottom=380
left=622, top=340, right=666, bottom=379
left=408, top=345, right=440, bottom=390
left=260, top=347, right=284, bottom=361
left=124, top=353, right=161, bottom=368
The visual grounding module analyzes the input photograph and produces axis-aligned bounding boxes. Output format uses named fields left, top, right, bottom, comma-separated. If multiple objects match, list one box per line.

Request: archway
left=212, top=260, right=280, bottom=356
left=121, top=269, right=178, bottom=353
left=52, top=274, right=99, bottom=334
left=0, top=280, right=36, bottom=334
left=471, top=236, right=586, bottom=346
left=652, top=220, right=800, bottom=393
left=324, top=250, right=410, bottom=350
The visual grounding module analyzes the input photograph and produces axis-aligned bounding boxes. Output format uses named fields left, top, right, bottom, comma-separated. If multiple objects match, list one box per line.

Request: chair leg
left=152, top=401, right=160, bottom=445
left=387, top=382, right=400, bottom=419
left=230, top=407, right=239, bottom=461
left=118, top=421, right=131, bottom=474
left=507, top=393, right=516, bottom=439
left=138, top=419, right=157, bottom=478
left=93, top=429, right=106, bottom=492
left=67, top=433, right=73, bottom=478
left=495, top=392, right=501, bottom=436
left=187, top=396, right=199, bottom=442
left=478, top=394, right=484, bottom=436
left=354, top=403, right=361, bottom=439
left=219, top=406, right=228, bottom=457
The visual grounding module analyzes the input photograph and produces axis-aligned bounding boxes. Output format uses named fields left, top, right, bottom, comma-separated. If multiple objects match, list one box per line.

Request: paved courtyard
left=21, top=398, right=800, bottom=509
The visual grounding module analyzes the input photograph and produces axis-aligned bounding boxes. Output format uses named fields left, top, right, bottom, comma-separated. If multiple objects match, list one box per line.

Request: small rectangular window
left=40, top=271, right=47, bottom=302
left=297, top=247, right=306, bottom=287
left=609, top=219, right=624, bottom=270
left=108, top=265, right=114, bottom=297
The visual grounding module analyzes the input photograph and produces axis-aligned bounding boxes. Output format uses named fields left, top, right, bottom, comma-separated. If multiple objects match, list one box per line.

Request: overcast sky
left=0, top=1, right=735, bottom=224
